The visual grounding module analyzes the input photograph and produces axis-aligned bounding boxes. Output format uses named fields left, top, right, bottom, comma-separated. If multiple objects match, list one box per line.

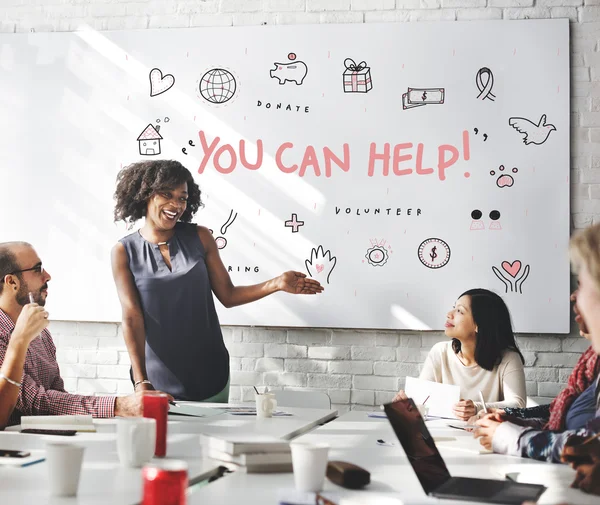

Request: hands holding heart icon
left=305, top=245, right=337, bottom=285
left=492, top=260, right=530, bottom=294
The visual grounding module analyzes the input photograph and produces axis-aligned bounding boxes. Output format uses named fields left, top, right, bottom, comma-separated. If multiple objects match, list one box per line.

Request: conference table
left=0, top=405, right=597, bottom=505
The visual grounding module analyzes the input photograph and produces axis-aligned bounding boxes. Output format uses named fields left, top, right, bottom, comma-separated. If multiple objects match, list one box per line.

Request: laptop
left=383, top=399, right=546, bottom=504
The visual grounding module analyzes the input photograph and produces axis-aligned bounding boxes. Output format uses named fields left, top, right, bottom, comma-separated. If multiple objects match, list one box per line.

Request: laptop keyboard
left=439, top=477, right=511, bottom=497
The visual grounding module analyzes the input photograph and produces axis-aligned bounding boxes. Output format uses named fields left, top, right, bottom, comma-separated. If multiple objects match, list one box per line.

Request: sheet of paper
left=404, top=376, right=460, bottom=419
left=168, top=404, right=225, bottom=418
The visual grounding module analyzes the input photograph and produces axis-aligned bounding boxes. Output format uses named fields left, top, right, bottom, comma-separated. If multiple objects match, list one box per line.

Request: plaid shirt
left=0, top=309, right=115, bottom=426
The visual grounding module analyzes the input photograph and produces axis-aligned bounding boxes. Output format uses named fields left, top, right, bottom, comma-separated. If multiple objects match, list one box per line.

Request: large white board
left=0, top=20, right=570, bottom=332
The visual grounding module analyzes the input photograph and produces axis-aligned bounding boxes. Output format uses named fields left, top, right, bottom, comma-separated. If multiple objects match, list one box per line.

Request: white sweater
left=420, top=341, right=527, bottom=411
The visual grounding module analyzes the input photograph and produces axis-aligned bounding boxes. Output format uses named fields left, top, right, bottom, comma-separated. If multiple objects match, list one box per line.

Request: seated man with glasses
left=0, top=241, right=169, bottom=427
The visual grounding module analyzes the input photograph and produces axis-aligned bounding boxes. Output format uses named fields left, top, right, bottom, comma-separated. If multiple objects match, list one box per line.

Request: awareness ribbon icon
left=476, top=67, right=496, bottom=101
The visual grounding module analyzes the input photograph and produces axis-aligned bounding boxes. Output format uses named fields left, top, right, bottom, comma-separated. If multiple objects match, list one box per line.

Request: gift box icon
left=343, top=58, right=372, bottom=93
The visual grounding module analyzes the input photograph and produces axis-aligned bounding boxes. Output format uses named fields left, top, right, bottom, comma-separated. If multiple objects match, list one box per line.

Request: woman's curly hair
left=113, top=160, right=203, bottom=227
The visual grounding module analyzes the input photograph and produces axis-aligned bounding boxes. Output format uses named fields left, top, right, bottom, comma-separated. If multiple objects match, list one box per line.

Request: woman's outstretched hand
left=278, top=271, right=324, bottom=295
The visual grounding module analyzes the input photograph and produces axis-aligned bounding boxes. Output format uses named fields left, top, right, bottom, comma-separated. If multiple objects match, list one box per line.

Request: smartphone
left=21, top=429, right=77, bottom=436
left=0, top=449, right=31, bottom=458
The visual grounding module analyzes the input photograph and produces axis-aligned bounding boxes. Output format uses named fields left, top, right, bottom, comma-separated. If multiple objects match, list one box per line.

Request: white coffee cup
left=255, top=393, right=277, bottom=418
left=45, top=442, right=85, bottom=497
left=117, top=417, right=156, bottom=468
left=290, top=441, right=330, bottom=492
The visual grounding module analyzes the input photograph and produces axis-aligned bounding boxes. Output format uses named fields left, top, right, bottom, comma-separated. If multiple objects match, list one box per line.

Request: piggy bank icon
left=270, top=61, right=308, bottom=85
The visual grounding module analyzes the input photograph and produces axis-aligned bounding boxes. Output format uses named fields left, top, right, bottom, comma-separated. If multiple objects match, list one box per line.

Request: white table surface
left=186, top=411, right=600, bottom=505
left=0, top=403, right=337, bottom=504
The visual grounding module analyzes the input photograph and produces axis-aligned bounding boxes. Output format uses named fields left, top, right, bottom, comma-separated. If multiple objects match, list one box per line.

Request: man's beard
left=16, top=284, right=46, bottom=307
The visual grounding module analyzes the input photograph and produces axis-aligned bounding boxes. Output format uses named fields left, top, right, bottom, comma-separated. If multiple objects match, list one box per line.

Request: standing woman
left=111, top=160, right=323, bottom=402
left=393, top=288, right=526, bottom=420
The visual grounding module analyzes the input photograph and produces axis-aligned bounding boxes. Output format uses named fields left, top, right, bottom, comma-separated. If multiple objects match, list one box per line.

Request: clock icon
left=418, top=238, right=451, bottom=269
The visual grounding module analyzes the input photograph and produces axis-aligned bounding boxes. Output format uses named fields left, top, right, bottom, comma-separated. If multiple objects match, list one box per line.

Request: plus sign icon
left=284, top=213, right=305, bottom=233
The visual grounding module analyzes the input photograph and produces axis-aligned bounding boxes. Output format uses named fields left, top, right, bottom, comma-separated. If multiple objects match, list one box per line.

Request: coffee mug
left=255, top=393, right=277, bottom=418
left=117, top=417, right=156, bottom=468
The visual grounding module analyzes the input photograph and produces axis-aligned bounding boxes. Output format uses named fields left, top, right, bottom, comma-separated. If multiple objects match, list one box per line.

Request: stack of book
left=200, top=433, right=292, bottom=473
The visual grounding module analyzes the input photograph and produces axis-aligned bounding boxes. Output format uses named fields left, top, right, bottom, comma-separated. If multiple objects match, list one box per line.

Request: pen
left=581, top=432, right=600, bottom=445
left=28, top=292, right=35, bottom=304
left=169, top=400, right=179, bottom=407
left=478, top=391, right=488, bottom=414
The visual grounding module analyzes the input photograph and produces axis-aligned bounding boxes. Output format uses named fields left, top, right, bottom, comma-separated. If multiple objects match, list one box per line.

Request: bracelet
left=0, top=372, right=22, bottom=388
left=134, top=379, right=152, bottom=389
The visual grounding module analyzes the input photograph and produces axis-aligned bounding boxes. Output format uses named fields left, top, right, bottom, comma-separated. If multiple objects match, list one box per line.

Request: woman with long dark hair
left=394, top=288, right=526, bottom=420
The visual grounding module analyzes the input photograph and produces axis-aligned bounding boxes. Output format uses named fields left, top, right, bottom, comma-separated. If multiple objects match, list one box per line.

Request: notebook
left=200, top=433, right=290, bottom=456
left=20, top=415, right=95, bottom=432
left=0, top=450, right=45, bottom=467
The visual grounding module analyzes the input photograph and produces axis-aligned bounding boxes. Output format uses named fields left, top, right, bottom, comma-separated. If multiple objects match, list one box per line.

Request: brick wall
left=4, top=0, right=595, bottom=412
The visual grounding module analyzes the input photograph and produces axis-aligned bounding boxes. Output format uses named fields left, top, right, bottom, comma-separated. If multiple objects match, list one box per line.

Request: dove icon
left=508, top=114, right=556, bottom=145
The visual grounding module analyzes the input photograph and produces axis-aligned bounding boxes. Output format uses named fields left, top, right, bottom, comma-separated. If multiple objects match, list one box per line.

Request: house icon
left=137, top=124, right=162, bottom=155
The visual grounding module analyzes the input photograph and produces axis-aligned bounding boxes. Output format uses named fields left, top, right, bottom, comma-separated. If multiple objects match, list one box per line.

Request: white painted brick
left=189, top=13, right=233, bottom=26
left=233, top=13, right=278, bottom=25
left=442, top=0, right=485, bottom=7
left=521, top=352, right=537, bottom=367
left=222, top=327, right=243, bottom=344
left=118, top=352, right=131, bottom=365
left=535, top=352, right=582, bottom=367
left=284, top=359, right=327, bottom=373
left=61, top=364, right=96, bottom=379
left=528, top=397, right=553, bottom=406
left=77, top=378, right=117, bottom=394
left=573, top=66, right=592, bottom=82
left=276, top=12, right=321, bottom=23
left=56, top=349, right=78, bottom=364
left=538, top=382, right=566, bottom=397
left=516, top=336, right=561, bottom=352
left=308, top=346, right=350, bottom=360
left=320, top=11, right=364, bottom=22
left=524, top=368, right=558, bottom=382
left=254, top=357, right=284, bottom=372
left=581, top=7, right=600, bottom=21
left=48, top=321, right=77, bottom=335
left=372, top=334, right=397, bottom=347
left=78, top=322, right=117, bottom=338
left=243, top=328, right=286, bottom=343
left=329, top=361, right=372, bottom=374
left=421, top=0, right=441, bottom=8
left=96, top=337, right=126, bottom=350
left=117, top=380, right=134, bottom=394
left=399, top=334, right=421, bottom=347
left=421, top=334, right=446, bottom=348
left=526, top=381, right=537, bottom=396
left=334, top=404, right=351, bottom=413
left=62, top=377, right=78, bottom=392
left=562, top=337, right=591, bottom=352
left=396, top=348, right=423, bottom=362
left=227, top=343, right=264, bottom=357
left=489, top=0, right=531, bottom=6
left=58, top=335, right=98, bottom=351
left=550, top=7, right=578, bottom=21
left=264, top=372, right=307, bottom=387
left=354, top=375, right=397, bottom=391
left=231, top=371, right=263, bottom=386
left=580, top=167, right=600, bottom=182
left=456, top=8, right=503, bottom=19
left=573, top=213, right=594, bottom=228
left=308, top=373, right=352, bottom=389
left=538, top=0, right=581, bottom=6
left=351, top=404, right=374, bottom=412
left=351, top=390, right=375, bottom=405
left=559, top=369, right=574, bottom=382
left=352, top=346, right=395, bottom=361
left=263, top=0, right=306, bottom=11
left=352, top=0, right=395, bottom=9
left=148, top=15, right=191, bottom=28
left=410, top=9, right=456, bottom=20
left=228, top=386, right=241, bottom=402
left=331, top=331, right=375, bottom=346
left=307, top=0, right=351, bottom=11
left=239, top=358, right=257, bottom=371
left=97, top=365, right=131, bottom=380
left=265, top=344, right=307, bottom=358
left=288, top=329, right=330, bottom=346
left=374, top=362, right=420, bottom=377
left=503, top=7, right=551, bottom=18
left=176, top=1, right=220, bottom=14
left=220, top=0, right=263, bottom=12
left=364, top=10, right=413, bottom=21
left=328, top=389, right=351, bottom=404
left=79, top=350, right=119, bottom=365
left=375, top=390, right=396, bottom=405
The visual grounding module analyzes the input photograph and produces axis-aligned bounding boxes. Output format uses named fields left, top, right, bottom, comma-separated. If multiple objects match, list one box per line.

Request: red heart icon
left=316, top=264, right=324, bottom=273
left=501, top=260, right=521, bottom=278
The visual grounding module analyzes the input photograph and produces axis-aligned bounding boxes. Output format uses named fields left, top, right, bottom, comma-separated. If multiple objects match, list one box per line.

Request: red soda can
left=143, top=392, right=169, bottom=457
left=142, top=460, right=188, bottom=505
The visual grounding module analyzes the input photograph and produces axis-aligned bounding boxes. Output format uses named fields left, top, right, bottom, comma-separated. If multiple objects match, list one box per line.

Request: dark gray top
left=120, top=222, right=229, bottom=401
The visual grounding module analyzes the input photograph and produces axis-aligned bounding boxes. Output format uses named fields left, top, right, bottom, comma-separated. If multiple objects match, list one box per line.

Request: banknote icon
left=402, top=87, right=445, bottom=110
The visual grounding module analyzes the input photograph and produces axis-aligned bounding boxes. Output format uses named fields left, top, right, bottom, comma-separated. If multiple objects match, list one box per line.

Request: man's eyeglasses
left=0, top=263, right=44, bottom=282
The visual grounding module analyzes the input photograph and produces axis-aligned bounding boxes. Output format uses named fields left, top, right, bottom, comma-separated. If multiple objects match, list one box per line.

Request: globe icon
left=199, top=68, right=236, bottom=104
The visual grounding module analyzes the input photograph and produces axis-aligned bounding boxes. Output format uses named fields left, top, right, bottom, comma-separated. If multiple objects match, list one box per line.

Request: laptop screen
left=383, top=399, right=452, bottom=494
